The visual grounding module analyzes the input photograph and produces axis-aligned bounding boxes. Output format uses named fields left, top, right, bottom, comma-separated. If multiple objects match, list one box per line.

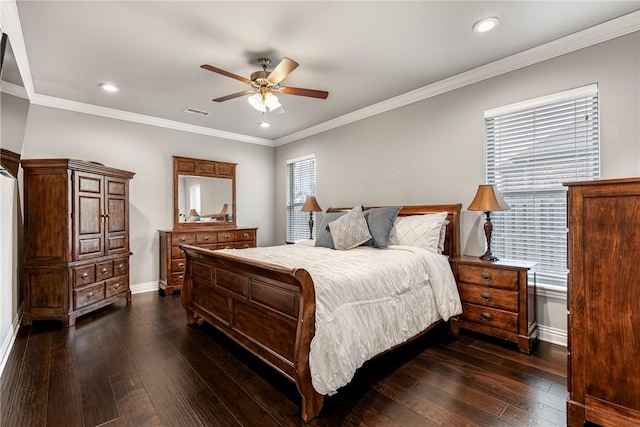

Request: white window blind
left=485, top=85, right=600, bottom=287
left=286, top=154, right=316, bottom=241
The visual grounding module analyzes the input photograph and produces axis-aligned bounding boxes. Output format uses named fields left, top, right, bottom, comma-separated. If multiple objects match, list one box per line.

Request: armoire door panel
left=107, top=199, right=126, bottom=232
left=78, top=174, right=102, bottom=193
left=78, top=196, right=102, bottom=234
left=107, top=180, right=126, bottom=196
left=107, top=235, right=127, bottom=252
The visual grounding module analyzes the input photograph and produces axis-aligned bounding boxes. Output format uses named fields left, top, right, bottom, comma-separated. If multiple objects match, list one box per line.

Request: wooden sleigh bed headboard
left=180, top=203, right=461, bottom=421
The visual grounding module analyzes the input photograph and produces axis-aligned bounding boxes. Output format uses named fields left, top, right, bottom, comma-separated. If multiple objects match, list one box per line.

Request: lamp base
left=479, top=252, right=499, bottom=262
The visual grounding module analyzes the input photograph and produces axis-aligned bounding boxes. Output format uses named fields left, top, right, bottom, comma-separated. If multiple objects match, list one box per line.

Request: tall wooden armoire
left=22, top=159, right=135, bottom=326
left=565, top=178, right=640, bottom=426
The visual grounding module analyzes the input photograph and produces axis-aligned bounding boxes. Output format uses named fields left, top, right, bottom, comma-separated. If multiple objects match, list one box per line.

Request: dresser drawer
left=96, top=260, right=114, bottom=280
left=171, top=246, right=186, bottom=258
left=238, top=241, right=255, bottom=249
left=114, top=258, right=128, bottom=277
left=171, top=258, right=186, bottom=272
left=217, top=243, right=237, bottom=250
left=74, top=265, right=95, bottom=288
left=238, top=230, right=255, bottom=241
left=74, top=283, right=105, bottom=309
left=196, top=232, right=217, bottom=244
left=170, top=272, right=185, bottom=286
left=217, top=230, right=237, bottom=243
left=105, top=276, right=129, bottom=298
left=457, top=264, right=518, bottom=290
left=458, top=283, right=518, bottom=312
left=461, top=303, right=518, bottom=332
left=171, top=233, right=195, bottom=246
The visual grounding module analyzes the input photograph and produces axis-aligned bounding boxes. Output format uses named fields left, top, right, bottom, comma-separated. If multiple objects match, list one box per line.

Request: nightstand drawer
left=457, top=264, right=518, bottom=290
left=458, top=283, right=518, bottom=312
left=461, top=303, right=518, bottom=332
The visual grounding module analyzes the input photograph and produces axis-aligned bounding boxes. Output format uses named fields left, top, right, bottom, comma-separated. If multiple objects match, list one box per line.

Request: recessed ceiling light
left=259, top=120, right=270, bottom=128
left=100, top=83, right=119, bottom=93
left=473, top=17, right=499, bottom=33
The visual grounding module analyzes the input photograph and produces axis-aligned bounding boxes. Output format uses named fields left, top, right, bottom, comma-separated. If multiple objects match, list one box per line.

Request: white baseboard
left=131, top=281, right=159, bottom=295
left=0, top=302, right=23, bottom=377
left=538, top=324, right=567, bottom=347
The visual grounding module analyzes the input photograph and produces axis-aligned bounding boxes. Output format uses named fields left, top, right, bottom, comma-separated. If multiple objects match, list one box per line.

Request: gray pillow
left=314, top=211, right=346, bottom=248
left=328, top=206, right=372, bottom=250
left=362, top=206, right=402, bottom=248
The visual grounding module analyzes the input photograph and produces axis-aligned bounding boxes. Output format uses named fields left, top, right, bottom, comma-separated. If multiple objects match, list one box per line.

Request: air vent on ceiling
left=183, top=107, right=211, bottom=117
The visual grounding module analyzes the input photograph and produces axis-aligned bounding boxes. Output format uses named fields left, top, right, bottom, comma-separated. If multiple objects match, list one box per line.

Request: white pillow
left=328, top=206, right=372, bottom=250
left=388, top=212, right=448, bottom=253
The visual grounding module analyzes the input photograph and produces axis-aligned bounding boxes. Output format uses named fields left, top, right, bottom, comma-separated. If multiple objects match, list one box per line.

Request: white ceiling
left=3, top=1, right=639, bottom=145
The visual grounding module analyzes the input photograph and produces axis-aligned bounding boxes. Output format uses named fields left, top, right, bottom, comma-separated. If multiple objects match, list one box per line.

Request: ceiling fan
left=201, top=57, right=329, bottom=113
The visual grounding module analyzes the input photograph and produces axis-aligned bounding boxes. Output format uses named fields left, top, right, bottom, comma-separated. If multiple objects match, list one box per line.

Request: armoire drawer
left=114, top=258, right=128, bottom=276
left=74, top=265, right=96, bottom=288
left=96, top=260, right=114, bottom=280
left=106, top=276, right=129, bottom=298
left=74, top=283, right=105, bottom=309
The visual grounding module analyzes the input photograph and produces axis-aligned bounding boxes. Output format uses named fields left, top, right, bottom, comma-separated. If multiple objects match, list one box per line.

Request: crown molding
left=29, top=93, right=275, bottom=146
left=274, top=10, right=640, bottom=146
left=1, top=81, right=28, bottom=99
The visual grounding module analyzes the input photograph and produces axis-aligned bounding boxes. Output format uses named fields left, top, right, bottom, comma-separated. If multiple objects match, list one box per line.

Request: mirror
left=173, top=156, right=236, bottom=230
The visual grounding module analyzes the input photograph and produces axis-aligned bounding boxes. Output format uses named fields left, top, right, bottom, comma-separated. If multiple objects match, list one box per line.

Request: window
left=286, top=154, right=317, bottom=241
left=189, top=183, right=201, bottom=214
left=485, top=85, right=599, bottom=287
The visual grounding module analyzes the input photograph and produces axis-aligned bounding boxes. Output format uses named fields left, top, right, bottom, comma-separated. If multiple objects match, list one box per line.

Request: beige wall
left=275, top=33, right=640, bottom=342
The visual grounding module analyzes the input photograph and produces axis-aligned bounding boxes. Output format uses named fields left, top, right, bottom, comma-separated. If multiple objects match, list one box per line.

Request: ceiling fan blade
left=201, top=64, right=251, bottom=84
left=212, top=90, right=255, bottom=102
left=267, top=57, right=299, bottom=84
left=281, top=86, right=329, bottom=99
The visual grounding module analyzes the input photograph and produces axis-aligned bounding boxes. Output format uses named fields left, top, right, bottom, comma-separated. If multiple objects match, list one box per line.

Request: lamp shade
left=468, top=184, right=510, bottom=212
left=301, top=195, right=322, bottom=212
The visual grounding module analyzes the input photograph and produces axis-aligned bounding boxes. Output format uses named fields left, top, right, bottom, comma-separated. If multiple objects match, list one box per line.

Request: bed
left=180, top=204, right=462, bottom=421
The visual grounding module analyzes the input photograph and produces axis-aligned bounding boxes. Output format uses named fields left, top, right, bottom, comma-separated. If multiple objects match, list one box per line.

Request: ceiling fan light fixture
left=473, top=16, right=499, bottom=33
left=259, top=120, right=270, bottom=128
left=248, top=93, right=266, bottom=112
left=264, top=91, right=280, bottom=110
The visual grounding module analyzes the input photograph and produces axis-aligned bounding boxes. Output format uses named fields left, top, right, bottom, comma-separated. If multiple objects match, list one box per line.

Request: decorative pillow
left=438, top=220, right=450, bottom=254
left=362, top=206, right=402, bottom=248
left=315, top=211, right=347, bottom=249
left=388, top=212, right=448, bottom=253
left=328, top=206, right=372, bottom=250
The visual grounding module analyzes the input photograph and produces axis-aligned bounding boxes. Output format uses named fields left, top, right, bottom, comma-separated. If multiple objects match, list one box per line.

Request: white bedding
left=217, top=242, right=462, bottom=395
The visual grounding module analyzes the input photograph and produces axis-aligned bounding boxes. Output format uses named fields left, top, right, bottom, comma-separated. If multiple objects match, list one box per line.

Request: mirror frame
left=173, top=155, right=237, bottom=230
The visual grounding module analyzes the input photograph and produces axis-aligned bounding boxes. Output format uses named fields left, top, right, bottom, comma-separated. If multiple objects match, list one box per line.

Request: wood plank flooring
left=1, top=293, right=568, bottom=426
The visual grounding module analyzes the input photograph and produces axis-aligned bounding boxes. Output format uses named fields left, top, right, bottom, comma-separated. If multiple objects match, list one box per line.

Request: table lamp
left=468, top=184, right=510, bottom=261
left=301, top=196, right=322, bottom=239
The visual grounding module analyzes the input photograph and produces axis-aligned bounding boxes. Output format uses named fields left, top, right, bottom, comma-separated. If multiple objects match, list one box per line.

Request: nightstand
left=449, top=256, right=537, bottom=354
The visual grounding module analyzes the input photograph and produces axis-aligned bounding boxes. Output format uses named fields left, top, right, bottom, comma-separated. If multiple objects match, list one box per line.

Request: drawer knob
left=178, top=276, right=183, bottom=280
left=87, top=292, right=95, bottom=300
left=204, top=236, right=210, bottom=241
left=243, top=244, right=249, bottom=249
left=243, top=233, right=249, bottom=239
left=115, top=283, right=121, bottom=290
left=101, top=268, right=108, bottom=274
left=480, top=312, right=492, bottom=321
left=480, top=292, right=492, bottom=301
left=81, top=272, right=89, bottom=280
left=480, top=272, right=492, bottom=281
left=224, top=234, right=230, bottom=240
left=178, top=262, right=184, bottom=268
left=181, top=236, right=187, bottom=242
left=118, top=263, right=125, bottom=270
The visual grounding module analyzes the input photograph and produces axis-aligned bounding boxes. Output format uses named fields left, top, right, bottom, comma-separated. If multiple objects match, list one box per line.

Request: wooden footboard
left=180, top=245, right=324, bottom=421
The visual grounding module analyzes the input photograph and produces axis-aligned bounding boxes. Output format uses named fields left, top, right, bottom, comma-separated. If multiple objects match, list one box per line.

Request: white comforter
left=217, top=242, right=462, bottom=395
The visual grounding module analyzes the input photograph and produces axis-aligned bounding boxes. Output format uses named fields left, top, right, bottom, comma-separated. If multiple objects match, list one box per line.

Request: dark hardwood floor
left=1, top=292, right=568, bottom=426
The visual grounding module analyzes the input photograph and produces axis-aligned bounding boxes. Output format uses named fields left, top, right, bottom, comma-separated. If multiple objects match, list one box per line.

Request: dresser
left=565, top=178, right=640, bottom=427
left=158, top=227, right=257, bottom=295
left=450, top=256, right=537, bottom=353
left=22, top=159, right=135, bottom=326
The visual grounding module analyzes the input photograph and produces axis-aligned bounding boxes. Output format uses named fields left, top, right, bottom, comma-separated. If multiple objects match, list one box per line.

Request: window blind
left=286, top=155, right=317, bottom=241
left=485, top=85, right=599, bottom=287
